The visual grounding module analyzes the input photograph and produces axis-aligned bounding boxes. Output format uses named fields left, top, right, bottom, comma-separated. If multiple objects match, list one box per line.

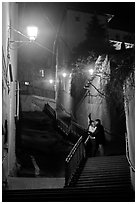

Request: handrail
left=44, top=103, right=56, bottom=120
left=66, top=136, right=82, bottom=163
left=42, top=103, right=88, bottom=186
left=57, top=119, right=70, bottom=136
left=65, top=136, right=86, bottom=186
left=125, top=133, right=135, bottom=172
left=15, top=81, right=19, bottom=120
left=2, top=46, right=8, bottom=87
left=71, top=121, right=87, bottom=132
left=47, top=103, right=56, bottom=118
left=70, top=121, right=87, bottom=141
left=58, top=103, right=71, bottom=117
left=44, top=103, right=88, bottom=141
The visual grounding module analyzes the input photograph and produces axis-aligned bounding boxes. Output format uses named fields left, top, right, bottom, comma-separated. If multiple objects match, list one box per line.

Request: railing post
left=65, top=160, right=70, bottom=187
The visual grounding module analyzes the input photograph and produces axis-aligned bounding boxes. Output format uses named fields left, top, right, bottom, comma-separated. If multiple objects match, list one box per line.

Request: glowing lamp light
left=25, top=81, right=30, bottom=86
left=62, top=72, right=67, bottom=78
left=49, top=79, right=53, bottom=84
left=27, top=26, right=38, bottom=41
left=89, top=68, right=94, bottom=75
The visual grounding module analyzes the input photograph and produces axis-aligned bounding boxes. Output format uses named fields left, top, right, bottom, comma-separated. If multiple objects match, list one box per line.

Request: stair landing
left=7, top=177, right=65, bottom=190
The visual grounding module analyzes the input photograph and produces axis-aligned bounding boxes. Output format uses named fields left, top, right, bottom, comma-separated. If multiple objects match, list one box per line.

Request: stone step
left=3, top=186, right=134, bottom=202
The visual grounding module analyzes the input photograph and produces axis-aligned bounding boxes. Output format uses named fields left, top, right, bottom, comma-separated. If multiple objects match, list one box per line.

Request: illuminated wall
left=75, top=55, right=111, bottom=141
left=2, top=2, right=19, bottom=181
left=124, top=75, right=135, bottom=190
left=57, top=9, right=108, bottom=116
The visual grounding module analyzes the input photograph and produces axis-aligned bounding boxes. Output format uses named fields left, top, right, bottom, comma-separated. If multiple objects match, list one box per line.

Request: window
left=40, top=69, right=45, bottom=77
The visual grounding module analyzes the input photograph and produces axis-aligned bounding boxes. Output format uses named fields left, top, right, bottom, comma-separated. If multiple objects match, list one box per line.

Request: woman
left=92, top=119, right=105, bottom=156
left=86, top=115, right=96, bottom=156
left=88, top=120, right=96, bottom=135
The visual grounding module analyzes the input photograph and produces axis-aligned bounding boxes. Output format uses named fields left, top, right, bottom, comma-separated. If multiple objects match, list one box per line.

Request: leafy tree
left=105, top=48, right=135, bottom=106
left=70, top=14, right=115, bottom=110
left=70, top=51, right=97, bottom=116
left=72, top=13, right=114, bottom=61
left=70, top=12, right=134, bottom=123
left=70, top=47, right=134, bottom=122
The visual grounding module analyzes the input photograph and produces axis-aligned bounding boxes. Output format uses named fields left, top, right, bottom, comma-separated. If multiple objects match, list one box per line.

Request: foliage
left=107, top=48, right=135, bottom=105
left=70, top=51, right=97, bottom=101
left=71, top=48, right=135, bottom=112
left=72, top=13, right=114, bottom=61
left=70, top=12, right=134, bottom=117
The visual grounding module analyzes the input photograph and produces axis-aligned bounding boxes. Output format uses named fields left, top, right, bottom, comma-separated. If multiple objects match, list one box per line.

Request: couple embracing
left=87, top=114, right=105, bottom=156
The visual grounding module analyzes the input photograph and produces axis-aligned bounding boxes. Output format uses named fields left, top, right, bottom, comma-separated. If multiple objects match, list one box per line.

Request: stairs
left=3, top=155, right=134, bottom=202
left=74, top=155, right=134, bottom=201
left=4, top=103, right=134, bottom=201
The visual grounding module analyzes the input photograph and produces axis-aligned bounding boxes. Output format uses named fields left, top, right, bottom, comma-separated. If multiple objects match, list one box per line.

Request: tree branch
left=90, top=82, right=106, bottom=98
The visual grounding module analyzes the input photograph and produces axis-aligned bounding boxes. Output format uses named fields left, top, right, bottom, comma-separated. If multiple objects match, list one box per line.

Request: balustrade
left=65, top=136, right=86, bottom=186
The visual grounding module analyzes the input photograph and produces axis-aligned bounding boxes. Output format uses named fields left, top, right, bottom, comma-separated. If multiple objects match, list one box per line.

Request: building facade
left=2, top=2, right=19, bottom=186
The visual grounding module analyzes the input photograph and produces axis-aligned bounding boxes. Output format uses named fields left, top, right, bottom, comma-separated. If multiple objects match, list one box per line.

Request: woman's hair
left=88, top=113, right=91, bottom=119
left=95, top=119, right=101, bottom=125
left=88, top=113, right=91, bottom=118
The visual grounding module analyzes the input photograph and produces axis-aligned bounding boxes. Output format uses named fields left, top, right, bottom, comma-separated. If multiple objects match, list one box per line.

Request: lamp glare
left=27, top=26, right=38, bottom=41
left=62, top=73, right=67, bottom=78
left=89, top=69, right=94, bottom=75
left=49, top=79, right=53, bottom=84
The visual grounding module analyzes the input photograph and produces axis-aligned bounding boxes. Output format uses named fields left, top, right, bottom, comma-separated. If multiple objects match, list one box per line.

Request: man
left=93, top=119, right=105, bottom=156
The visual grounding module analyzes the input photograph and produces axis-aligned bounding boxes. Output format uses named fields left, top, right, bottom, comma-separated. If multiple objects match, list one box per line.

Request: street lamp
left=9, top=25, right=38, bottom=43
left=41, top=15, right=67, bottom=118
left=88, top=68, right=94, bottom=75
left=10, top=20, right=59, bottom=117
left=49, top=79, right=54, bottom=84
left=62, top=72, right=67, bottom=78
left=27, top=26, right=38, bottom=41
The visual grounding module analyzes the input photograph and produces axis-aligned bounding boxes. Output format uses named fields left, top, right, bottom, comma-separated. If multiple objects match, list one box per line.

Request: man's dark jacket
left=93, top=124, right=105, bottom=145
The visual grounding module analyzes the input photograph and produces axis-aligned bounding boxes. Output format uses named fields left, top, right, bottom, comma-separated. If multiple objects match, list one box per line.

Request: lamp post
left=9, top=25, right=38, bottom=44
left=41, top=15, right=59, bottom=108
left=52, top=32, right=59, bottom=119
left=10, top=23, right=58, bottom=115
left=40, top=14, right=66, bottom=118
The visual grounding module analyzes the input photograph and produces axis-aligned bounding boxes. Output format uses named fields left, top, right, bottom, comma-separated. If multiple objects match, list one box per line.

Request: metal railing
left=15, top=81, right=19, bottom=120
left=56, top=119, right=70, bottom=136
left=65, top=136, right=86, bottom=186
left=70, top=121, right=87, bottom=141
left=125, top=133, right=135, bottom=172
left=42, top=103, right=88, bottom=186
left=44, top=103, right=56, bottom=120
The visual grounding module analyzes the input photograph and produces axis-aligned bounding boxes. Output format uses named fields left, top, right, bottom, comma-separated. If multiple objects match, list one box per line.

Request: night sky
left=73, top=2, right=135, bottom=32
left=19, top=2, right=135, bottom=33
